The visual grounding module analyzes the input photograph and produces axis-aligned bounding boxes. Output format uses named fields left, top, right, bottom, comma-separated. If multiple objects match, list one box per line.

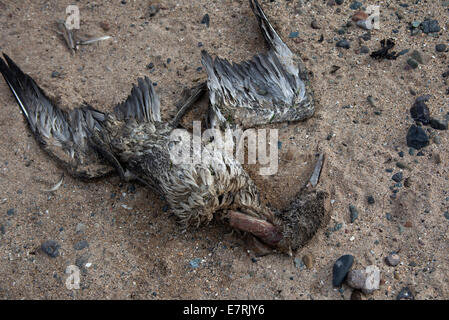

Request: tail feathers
left=113, top=76, right=161, bottom=123
left=249, top=0, right=292, bottom=57
left=0, top=53, right=114, bottom=179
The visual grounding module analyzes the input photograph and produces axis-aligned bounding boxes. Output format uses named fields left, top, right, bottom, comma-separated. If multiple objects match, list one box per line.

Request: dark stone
left=392, top=172, right=403, bottom=183
left=6, top=208, right=15, bottom=216
left=336, top=0, right=344, bottom=4
left=398, top=49, right=409, bottom=56
left=421, top=20, right=440, bottom=34
left=360, top=32, right=371, bottom=41
left=332, top=255, right=354, bottom=287
left=430, top=118, right=448, bottom=130
left=367, top=196, right=375, bottom=204
left=73, top=240, right=89, bottom=251
left=410, top=97, right=430, bottom=124
left=336, top=39, right=350, bottom=49
left=41, top=240, right=60, bottom=258
left=147, top=62, right=154, bottom=70
left=406, top=125, right=429, bottom=150
left=436, top=44, right=447, bottom=52
left=397, top=287, right=414, bottom=300
left=289, top=31, right=299, bottom=38
left=407, top=58, right=419, bottom=69
left=201, top=14, right=210, bottom=27
left=350, top=1, right=362, bottom=10
left=349, top=205, right=359, bottom=223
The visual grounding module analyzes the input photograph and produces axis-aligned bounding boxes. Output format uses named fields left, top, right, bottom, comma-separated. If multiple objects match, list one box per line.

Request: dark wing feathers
left=201, top=0, right=312, bottom=128
left=0, top=53, right=164, bottom=178
left=113, top=76, right=161, bottom=123
left=0, top=53, right=114, bottom=178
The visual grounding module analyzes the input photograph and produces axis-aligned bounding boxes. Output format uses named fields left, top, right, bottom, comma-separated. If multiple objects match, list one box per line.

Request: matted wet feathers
left=201, top=0, right=314, bottom=129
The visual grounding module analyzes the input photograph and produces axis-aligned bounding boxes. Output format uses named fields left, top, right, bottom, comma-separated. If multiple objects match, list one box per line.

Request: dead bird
left=0, top=52, right=328, bottom=254
left=201, top=0, right=315, bottom=129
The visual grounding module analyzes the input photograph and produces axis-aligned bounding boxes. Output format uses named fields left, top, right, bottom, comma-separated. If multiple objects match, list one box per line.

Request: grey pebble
left=386, top=253, right=400, bottom=266
left=349, top=205, right=359, bottom=223
left=74, top=240, right=89, bottom=251
left=41, top=240, right=60, bottom=258
left=336, top=39, right=350, bottom=49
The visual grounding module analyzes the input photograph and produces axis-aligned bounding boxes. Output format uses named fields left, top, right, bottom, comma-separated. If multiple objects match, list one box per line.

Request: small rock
left=73, top=240, right=89, bottom=251
left=410, top=50, right=425, bottom=64
left=346, top=270, right=366, bottom=289
left=356, top=20, right=372, bottom=30
left=303, top=254, right=314, bottom=269
left=410, top=97, right=430, bottom=124
left=349, top=205, right=359, bottom=223
left=421, top=19, right=440, bottom=34
left=406, top=58, right=419, bottom=69
left=41, top=240, right=60, bottom=258
left=311, top=20, right=320, bottom=29
left=6, top=208, right=15, bottom=216
left=392, top=172, right=403, bottom=183
left=367, top=196, right=375, bottom=204
left=362, top=265, right=381, bottom=294
left=406, top=125, right=429, bottom=150
left=430, top=118, right=448, bottom=130
left=201, top=14, right=210, bottom=27
left=332, top=255, right=354, bottom=287
left=350, top=1, right=362, bottom=10
left=436, top=44, right=447, bottom=53
left=336, top=0, right=344, bottom=4
left=397, top=287, right=414, bottom=300
left=396, top=161, right=409, bottom=170
left=336, top=39, right=350, bottom=49
left=289, top=31, right=299, bottom=38
left=386, top=253, right=400, bottom=266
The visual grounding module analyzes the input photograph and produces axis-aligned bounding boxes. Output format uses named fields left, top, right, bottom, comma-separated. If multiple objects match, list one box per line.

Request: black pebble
left=410, top=96, right=431, bottom=124
left=429, top=118, right=448, bottom=131
left=336, top=39, right=350, bottom=49
left=397, top=287, right=414, bottom=300
left=392, top=172, right=403, bottom=183
left=41, top=240, right=60, bottom=258
left=332, top=254, right=354, bottom=287
left=436, top=44, right=447, bottom=53
left=201, top=14, right=210, bottom=27
left=406, top=125, right=429, bottom=150
left=6, top=208, right=15, bottom=216
left=336, top=0, right=344, bottom=4
left=367, top=195, right=375, bottom=204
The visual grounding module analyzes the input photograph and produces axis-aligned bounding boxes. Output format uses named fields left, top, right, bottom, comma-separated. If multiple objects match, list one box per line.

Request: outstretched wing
left=0, top=53, right=114, bottom=178
left=202, top=0, right=314, bottom=129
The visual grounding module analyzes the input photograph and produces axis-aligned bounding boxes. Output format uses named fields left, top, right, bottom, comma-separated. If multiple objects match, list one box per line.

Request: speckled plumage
left=0, top=0, right=329, bottom=253
left=202, top=0, right=315, bottom=129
